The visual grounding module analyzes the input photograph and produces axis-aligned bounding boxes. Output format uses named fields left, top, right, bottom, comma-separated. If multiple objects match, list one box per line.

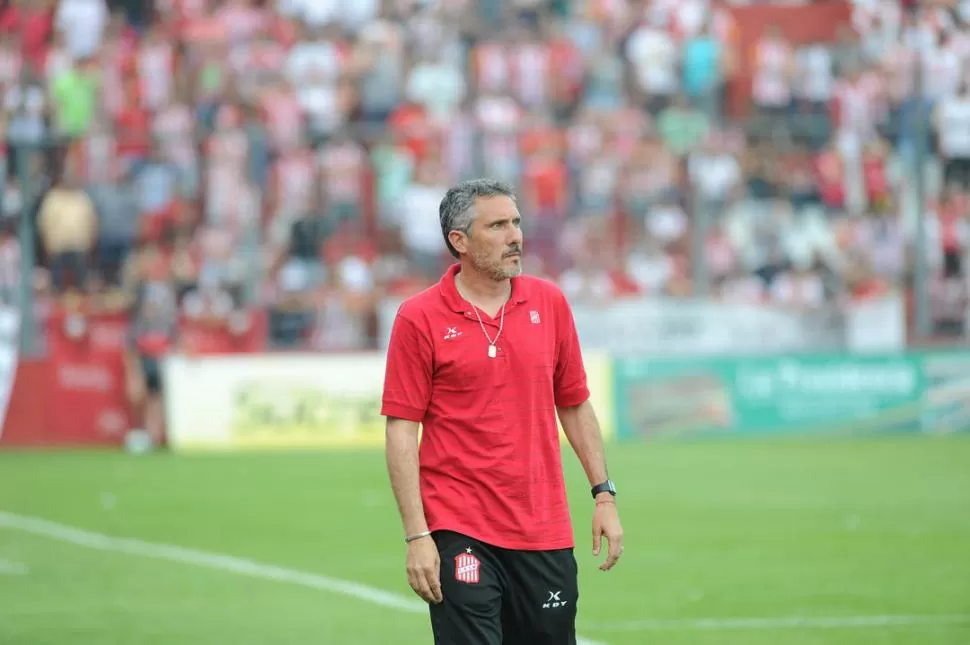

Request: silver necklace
left=458, top=274, right=507, bottom=358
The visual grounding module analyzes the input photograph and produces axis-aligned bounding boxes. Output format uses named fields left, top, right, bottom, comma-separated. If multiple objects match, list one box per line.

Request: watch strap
left=591, top=480, right=617, bottom=499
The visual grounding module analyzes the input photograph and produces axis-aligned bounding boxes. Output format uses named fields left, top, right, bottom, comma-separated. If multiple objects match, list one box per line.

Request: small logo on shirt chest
left=530, top=310, right=541, bottom=324
left=443, top=327, right=462, bottom=340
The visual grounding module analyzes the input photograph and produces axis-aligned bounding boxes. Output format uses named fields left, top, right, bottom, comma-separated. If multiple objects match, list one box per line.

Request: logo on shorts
left=530, top=310, right=541, bottom=324
left=542, top=590, right=568, bottom=609
left=443, top=327, right=462, bottom=340
left=454, top=549, right=480, bottom=584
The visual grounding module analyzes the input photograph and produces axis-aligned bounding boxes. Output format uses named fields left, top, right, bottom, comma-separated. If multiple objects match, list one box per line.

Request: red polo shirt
left=381, top=264, right=590, bottom=551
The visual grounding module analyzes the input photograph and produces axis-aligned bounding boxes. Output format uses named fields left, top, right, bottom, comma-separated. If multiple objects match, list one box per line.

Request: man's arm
left=385, top=417, right=429, bottom=537
left=380, top=311, right=442, bottom=603
left=551, top=289, right=608, bottom=489
left=559, top=399, right=624, bottom=570
left=557, top=400, right=609, bottom=494
left=552, top=290, right=624, bottom=571
left=380, top=310, right=433, bottom=540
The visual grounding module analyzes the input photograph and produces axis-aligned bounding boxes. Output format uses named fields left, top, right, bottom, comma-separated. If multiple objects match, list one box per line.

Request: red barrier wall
left=44, top=310, right=132, bottom=446
left=0, top=311, right=132, bottom=448
left=0, top=360, right=54, bottom=447
left=0, top=308, right=268, bottom=448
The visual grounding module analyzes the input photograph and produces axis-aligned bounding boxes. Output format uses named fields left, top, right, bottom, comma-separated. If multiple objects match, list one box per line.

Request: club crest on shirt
left=530, top=310, right=541, bottom=324
left=454, top=550, right=480, bottom=584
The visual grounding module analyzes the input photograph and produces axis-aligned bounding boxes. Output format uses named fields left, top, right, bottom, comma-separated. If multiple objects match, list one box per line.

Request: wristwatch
left=591, top=480, right=617, bottom=499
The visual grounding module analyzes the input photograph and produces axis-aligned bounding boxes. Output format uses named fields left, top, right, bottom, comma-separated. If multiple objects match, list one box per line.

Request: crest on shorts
left=454, top=550, right=480, bottom=584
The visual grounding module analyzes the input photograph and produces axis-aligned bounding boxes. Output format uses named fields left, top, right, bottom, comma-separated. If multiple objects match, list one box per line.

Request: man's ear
left=449, top=229, right=469, bottom=255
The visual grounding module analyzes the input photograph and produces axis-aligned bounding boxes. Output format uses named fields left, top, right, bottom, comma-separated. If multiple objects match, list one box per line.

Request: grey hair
left=439, top=179, right=516, bottom=259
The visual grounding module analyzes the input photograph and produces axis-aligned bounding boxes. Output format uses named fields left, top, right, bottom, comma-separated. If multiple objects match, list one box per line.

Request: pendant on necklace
left=488, top=345, right=497, bottom=358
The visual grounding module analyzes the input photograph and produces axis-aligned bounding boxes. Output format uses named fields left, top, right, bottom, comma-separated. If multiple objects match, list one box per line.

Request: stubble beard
left=470, top=247, right=523, bottom=282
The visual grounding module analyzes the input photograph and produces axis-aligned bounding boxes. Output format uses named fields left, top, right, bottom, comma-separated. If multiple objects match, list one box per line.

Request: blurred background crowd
left=2, top=0, right=969, bottom=356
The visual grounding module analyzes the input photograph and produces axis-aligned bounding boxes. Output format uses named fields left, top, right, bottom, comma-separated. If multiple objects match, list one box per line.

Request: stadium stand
left=1, top=0, right=967, bottom=361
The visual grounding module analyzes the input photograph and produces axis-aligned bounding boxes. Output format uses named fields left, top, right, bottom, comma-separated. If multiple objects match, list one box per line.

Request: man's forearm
left=385, top=418, right=429, bottom=537
left=557, top=400, right=609, bottom=489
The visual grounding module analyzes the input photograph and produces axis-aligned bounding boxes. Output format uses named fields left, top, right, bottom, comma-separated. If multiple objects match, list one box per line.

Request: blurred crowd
left=3, top=0, right=970, bottom=356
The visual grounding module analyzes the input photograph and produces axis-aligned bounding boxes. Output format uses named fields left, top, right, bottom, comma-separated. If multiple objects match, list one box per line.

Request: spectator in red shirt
left=381, top=179, right=623, bottom=643
left=389, top=100, right=432, bottom=162
left=0, top=0, right=54, bottom=69
left=844, top=252, right=889, bottom=302
left=523, top=144, right=569, bottom=271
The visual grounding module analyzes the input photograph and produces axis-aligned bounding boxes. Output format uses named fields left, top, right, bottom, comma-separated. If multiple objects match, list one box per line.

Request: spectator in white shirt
left=688, top=136, right=742, bottom=213
left=934, top=80, right=970, bottom=188
left=770, top=255, right=826, bottom=309
left=285, top=24, right=342, bottom=89
left=396, top=161, right=449, bottom=278
left=55, top=0, right=109, bottom=60
left=278, top=0, right=377, bottom=29
left=406, top=50, right=467, bottom=124
left=796, top=42, right=834, bottom=112
left=625, top=14, right=679, bottom=115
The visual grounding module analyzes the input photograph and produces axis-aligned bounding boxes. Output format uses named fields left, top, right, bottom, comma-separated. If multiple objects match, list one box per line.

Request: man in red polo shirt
left=382, top=179, right=623, bottom=644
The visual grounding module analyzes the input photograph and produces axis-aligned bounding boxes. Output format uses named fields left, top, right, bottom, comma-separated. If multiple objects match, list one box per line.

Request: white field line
left=0, top=511, right=607, bottom=645
left=584, top=614, right=970, bottom=633
left=0, top=559, right=28, bottom=575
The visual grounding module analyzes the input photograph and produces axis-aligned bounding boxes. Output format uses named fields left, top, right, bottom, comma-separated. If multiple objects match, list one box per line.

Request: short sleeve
left=380, top=310, right=434, bottom=422
left=553, top=291, right=590, bottom=408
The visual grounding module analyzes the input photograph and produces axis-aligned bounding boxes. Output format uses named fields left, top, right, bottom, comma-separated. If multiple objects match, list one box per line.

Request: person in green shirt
left=371, top=134, right=415, bottom=222
left=50, top=58, right=100, bottom=138
left=657, top=93, right=711, bottom=157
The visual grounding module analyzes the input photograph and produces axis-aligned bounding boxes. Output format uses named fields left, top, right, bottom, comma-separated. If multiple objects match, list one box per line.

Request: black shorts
left=430, top=530, right=579, bottom=645
left=140, top=355, right=162, bottom=394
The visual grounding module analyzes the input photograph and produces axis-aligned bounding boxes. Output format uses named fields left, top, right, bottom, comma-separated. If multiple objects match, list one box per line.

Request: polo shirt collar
left=439, top=263, right=529, bottom=313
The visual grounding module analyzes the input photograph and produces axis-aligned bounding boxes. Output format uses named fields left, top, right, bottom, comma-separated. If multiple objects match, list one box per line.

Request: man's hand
left=592, top=500, right=624, bottom=571
left=406, top=536, right=443, bottom=604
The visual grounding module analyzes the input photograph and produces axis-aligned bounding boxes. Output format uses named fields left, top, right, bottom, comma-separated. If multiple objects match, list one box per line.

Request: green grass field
left=1, top=435, right=969, bottom=645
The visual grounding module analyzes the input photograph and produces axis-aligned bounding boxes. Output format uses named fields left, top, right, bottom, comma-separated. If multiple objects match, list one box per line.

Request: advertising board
left=164, top=351, right=614, bottom=452
left=613, top=352, right=970, bottom=440
left=164, top=354, right=386, bottom=451
left=918, top=352, right=970, bottom=435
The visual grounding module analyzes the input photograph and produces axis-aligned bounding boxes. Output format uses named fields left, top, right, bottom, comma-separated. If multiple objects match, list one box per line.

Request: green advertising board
left=917, top=352, right=970, bottom=433
left=613, top=352, right=970, bottom=440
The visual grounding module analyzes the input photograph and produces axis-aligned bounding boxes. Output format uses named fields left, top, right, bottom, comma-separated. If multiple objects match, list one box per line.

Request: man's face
left=453, top=195, right=524, bottom=281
